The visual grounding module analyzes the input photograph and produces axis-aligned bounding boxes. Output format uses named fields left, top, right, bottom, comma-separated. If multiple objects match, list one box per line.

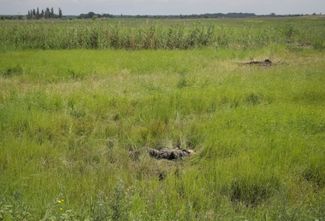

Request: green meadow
left=0, top=18, right=325, bottom=220
left=1, top=17, right=324, bottom=50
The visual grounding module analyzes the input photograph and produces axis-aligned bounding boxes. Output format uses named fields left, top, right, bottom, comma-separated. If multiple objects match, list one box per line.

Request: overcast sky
left=1, top=0, right=325, bottom=15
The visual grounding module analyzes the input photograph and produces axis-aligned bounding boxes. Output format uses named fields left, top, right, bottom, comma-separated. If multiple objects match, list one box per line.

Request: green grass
left=0, top=46, right=324, bottom=220
left=0, top=17, right=324, bottom=50
left=0, top=17, right=325, bottom=220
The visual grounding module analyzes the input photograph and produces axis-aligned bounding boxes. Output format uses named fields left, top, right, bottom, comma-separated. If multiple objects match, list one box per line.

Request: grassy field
left=0, top=18, right=325, bottom=220
left=0, top=17, right=324, bottom=50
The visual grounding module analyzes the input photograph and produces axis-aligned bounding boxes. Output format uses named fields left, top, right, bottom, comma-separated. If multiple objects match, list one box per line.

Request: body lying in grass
left=149, top=148, right=194, bottom=160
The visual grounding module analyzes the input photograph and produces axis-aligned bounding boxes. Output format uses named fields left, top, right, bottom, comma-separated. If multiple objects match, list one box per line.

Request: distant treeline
left=79, top=12, right=257, bottom=19
left=0, top=11, right=321, bottom=20
left=78, top=12, right=306, bottom=19
left=27, top=7, right=63, bottom=19
left=79, top=12, right=114, bottom=19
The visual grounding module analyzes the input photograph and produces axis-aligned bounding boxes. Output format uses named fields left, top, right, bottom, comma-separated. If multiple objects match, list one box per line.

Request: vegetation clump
left=0, top=65, right=23, bottom=77
left=303, top=164, right=325, bottom=188
left=228, top=176, right=280, bottom=207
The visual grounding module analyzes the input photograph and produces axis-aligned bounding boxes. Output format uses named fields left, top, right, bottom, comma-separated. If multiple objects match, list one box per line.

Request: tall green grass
left=0, top=47, right=324, bottom=220
left=0, top=17, right=324, bottom=50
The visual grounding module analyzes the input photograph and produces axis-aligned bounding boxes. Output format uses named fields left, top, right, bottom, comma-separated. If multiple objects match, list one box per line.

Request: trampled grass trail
left=0, top=47, right=324, bottom=220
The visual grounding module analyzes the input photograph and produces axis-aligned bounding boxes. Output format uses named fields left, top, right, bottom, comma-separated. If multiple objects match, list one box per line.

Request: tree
left=50, top=7, right=54, bottom=17
left=58, top=8, right=63, bottom=18
left=27, top=7, right=62, bottom=19
left=45, top=8, right=50, bottom=18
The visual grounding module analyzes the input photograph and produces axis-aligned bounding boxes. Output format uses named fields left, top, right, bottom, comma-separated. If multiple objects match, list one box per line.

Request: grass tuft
left=228, top=175, right=280, bottom=207
left=1, top=65, right=23, bottom=77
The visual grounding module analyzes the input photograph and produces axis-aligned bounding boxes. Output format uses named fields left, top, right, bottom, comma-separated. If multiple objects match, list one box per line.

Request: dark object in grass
left=1, top=65, right=23, bottom=77
left=149, top=148, right=194, bottom=160
left=303, top=165, right=324, bottom=188
left=244, top=59, right=272, bottom=66
left=158, top=171, right=167, bottom=181
left=229, top=177, right=279, bottom=207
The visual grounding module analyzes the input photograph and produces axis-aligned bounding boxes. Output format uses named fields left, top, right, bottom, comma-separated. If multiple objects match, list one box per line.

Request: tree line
left=78, top=12, right=257, bottom=19
left=78, top=12, right=308, bottom=19
left=79, top=12, right=113, bottom=19
left=27, top=7, right=62, bottom=19
left=0, top=11, right=317, bottom=20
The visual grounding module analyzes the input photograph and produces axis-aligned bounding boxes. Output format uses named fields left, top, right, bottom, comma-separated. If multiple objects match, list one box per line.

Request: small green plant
left=111, top=181, right=129, bottom=221
left=284, top=24, right=297, bottom=42
left=89, top=193, right=110, bottom=221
